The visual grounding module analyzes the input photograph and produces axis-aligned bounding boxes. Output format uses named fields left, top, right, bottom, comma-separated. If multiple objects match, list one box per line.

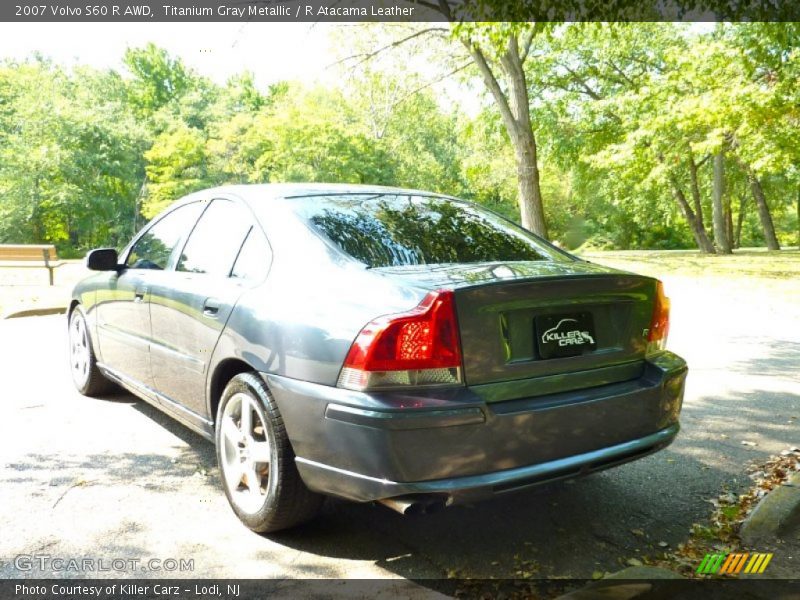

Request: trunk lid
left=374, top=260, right=657, bottom=401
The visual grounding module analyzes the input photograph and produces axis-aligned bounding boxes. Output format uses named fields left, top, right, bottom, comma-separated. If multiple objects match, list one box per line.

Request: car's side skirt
left=97, top=363, right=215, bottom=442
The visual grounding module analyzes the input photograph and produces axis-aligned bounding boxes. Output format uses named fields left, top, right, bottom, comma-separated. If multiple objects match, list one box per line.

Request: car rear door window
left=177, top=199, right=252, bottom=277
left=230, top=227, right=271, bottom=282
left=126, top=202, right=203, bottom=270
left=293, top=194, right=566, bottom=268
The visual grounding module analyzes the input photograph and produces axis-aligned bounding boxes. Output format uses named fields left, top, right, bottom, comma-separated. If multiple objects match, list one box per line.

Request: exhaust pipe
left=377, top=496, right=447, bottom=516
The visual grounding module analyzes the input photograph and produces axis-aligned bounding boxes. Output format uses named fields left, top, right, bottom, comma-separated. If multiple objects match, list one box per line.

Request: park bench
left=0, top=244, right=62, bottom=286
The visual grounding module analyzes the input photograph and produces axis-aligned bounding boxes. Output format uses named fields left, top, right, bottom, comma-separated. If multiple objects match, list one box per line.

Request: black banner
left=3, top=0, right=800, bottom=23
left=2, top=579, right=800, bottom=600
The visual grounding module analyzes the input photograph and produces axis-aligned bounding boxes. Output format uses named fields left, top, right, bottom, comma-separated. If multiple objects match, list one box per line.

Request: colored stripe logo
left=696, top=552, right=773, bottom=575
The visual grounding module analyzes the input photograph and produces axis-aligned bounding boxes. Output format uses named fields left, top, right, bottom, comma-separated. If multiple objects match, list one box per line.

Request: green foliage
left=0, top=59, right=147, bottom=251
left=521, top=23, right=799, bottom=249
left=123, top=43, right=192, bottom=117
left=1, top=28, right=798, bottom=255
left=143, top=125, right=208, bottom=218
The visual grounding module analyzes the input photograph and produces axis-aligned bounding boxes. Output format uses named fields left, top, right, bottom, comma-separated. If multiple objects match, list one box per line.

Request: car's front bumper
left=264, top=352, right=686, bottom=504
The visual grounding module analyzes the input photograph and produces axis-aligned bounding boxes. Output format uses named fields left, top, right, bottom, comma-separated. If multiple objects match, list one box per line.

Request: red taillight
left=647, top=280, right=670, bottom=353
left=338, top=290, right=463, bottom=391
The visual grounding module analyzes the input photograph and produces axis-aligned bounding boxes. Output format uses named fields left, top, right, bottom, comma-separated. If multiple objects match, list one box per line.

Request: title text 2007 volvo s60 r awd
left=68, top=184, right=686, bottom=532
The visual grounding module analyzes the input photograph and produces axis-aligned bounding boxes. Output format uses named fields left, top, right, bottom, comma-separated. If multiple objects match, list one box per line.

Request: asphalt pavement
left=0, top=274, right=797, bottom=588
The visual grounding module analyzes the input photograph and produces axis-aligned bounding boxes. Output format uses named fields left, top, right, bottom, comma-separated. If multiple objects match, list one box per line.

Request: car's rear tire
left=215, top=372, right=323, bottom=533
left=68, top=306, right=114, bottom=397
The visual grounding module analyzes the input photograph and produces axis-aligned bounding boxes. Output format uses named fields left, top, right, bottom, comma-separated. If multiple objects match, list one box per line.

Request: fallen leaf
left=626, top=558, right=643, bottom=567
left=658, top=541, right=669, bottom=548
left=631, top=528, right=645, bottom=537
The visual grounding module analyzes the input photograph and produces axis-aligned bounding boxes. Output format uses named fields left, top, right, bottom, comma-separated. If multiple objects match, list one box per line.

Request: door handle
left=203, top=298, right=220, bottom=317
left=134, top=286, right=148, bottom=302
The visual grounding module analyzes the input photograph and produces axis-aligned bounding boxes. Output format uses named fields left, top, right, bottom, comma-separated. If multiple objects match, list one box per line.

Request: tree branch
left=499, top=35, right=532, bottom=127
left=329, top=27, right=449, bottom=70
left=520, top=29, right=536, bottom=63
left=605, top=59, right=636, bottom=87
left=390, top=62, right=472, bottom=109
left=436, top=0, right=453, bottom=20
left=556, top=61, right=603, bottom=100
left=462, top=39, right=518, bottom=143
left=412, top=0, right=441, bottom=11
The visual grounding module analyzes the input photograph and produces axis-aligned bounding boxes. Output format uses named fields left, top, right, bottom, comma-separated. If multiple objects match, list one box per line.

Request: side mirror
left=86, top=248, right=120, bottom=271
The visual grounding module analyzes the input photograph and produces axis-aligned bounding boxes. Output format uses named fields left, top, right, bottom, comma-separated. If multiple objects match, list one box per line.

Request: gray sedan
left=68, top=184, right=686, bottom=532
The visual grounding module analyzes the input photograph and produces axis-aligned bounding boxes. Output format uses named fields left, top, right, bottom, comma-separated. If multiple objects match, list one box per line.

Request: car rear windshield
left=292, top=194, right=566, bottom=268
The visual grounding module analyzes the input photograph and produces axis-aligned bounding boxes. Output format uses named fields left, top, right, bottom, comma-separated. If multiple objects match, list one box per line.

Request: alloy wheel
left=219, top=392, right=272, bottom=514
left=69, top=313, right=90, bottom=388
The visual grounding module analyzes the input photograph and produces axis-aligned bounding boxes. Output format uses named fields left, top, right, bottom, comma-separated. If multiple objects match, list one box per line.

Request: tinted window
left=294, top=195, right=563, bottom=268
left=177, top=199, right=252, bottom=276
left=231, top=227, right=271, bottom=282
left=126, top=202, right=202, bottom=270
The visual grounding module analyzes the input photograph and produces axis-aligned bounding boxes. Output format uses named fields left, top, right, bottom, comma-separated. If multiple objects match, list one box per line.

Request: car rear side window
left=126, top=202, right=203, bottom=270
left=294, top=194, right=563, bottom=268
left=177, top=199, right=253, bottom=277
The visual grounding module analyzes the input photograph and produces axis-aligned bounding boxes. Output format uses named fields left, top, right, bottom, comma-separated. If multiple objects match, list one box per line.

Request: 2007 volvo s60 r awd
left=68, top=184, right=686, bottom=532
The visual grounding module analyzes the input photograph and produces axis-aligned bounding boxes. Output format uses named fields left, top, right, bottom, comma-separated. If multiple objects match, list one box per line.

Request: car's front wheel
left=215, top=373, right=323, bottom=532
left=68, top=306, right=114, bottom=396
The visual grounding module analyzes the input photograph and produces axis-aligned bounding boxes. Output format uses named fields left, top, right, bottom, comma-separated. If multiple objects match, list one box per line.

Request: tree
left=123, top=43, right=192, bottom=117
left=336, top=20, right=552, bottom=236
left=142, top=125, right=208, bottom=218
left=455, top=22, right=550, bottom=237
left=533, top=22, right=795, bottom=252
left=0, top=59, right=147, bottom=252
left=528, top=24, right=718, bottom=252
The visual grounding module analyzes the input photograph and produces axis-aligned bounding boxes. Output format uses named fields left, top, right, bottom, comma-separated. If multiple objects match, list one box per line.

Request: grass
left=578, top=248, right=800, bottom=281
left=2, top=249, right=799, bottom=317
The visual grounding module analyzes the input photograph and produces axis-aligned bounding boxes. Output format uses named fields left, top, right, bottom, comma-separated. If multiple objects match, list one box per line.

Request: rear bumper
left=264, top=352, right=686, bottom=504
left=294, top=423, right=678, bottom=503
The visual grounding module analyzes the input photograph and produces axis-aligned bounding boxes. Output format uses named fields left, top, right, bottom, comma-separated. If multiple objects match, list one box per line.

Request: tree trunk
left=31, top=174, right=42, bottom=243
left=747, top=169, right=780, bottom=250
left=668, top=174, right=716, bottom=253
left=463, top=36, right=548, bottom=238
left=513, top=131, right=547, bottom=236
left=796, top=185, right=799, bottom=248
left=688, top=155, right=707, bottom=232
left=725, top=195, right=734, bottom=250
left=712, top=151, right=732, bottom=254
left=735, top=194, right=747, bottom=249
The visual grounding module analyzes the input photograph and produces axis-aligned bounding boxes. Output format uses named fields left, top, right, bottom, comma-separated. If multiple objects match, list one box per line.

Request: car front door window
left=126, top=202, right=203, bottom=270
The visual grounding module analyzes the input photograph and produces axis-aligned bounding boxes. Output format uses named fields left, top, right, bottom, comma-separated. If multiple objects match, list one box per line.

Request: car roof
left=188, top=183, right=454, bottom=203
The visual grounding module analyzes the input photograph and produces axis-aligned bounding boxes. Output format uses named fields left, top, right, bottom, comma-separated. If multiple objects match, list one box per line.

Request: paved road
left=1, top=274, right=797, bottom=588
